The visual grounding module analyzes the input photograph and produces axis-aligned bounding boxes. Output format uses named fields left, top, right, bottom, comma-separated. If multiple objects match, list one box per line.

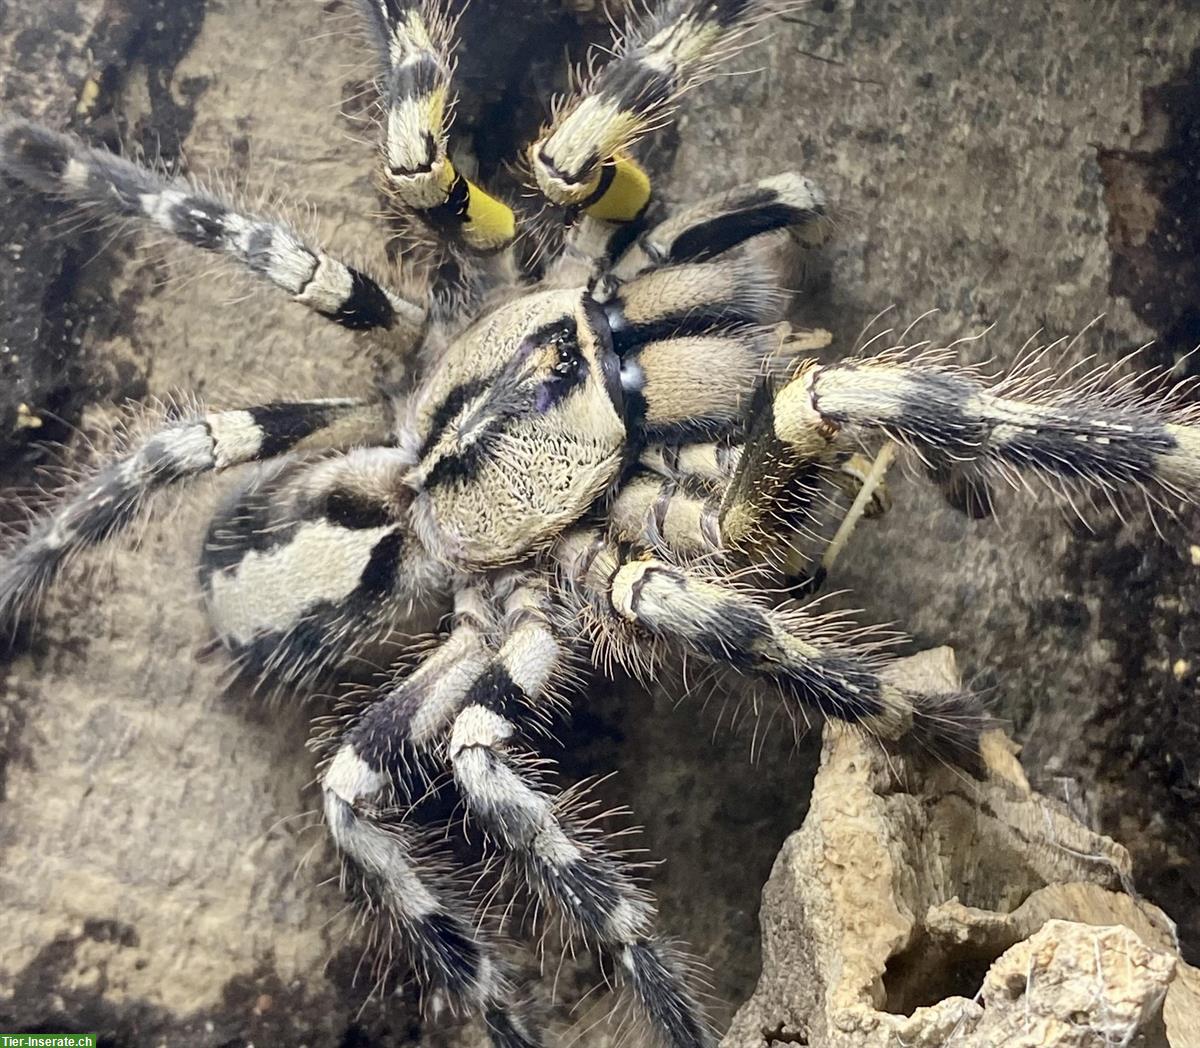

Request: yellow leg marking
left=532, top=100, right=643, bottom=208
left=457, top=168, right=517, bottom=251
left=584, top=155, right=652, bottom=222
left=397, top=157, right=514, bottom=252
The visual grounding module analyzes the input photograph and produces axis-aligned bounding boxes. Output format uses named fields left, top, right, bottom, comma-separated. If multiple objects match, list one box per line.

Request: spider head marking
left=405, top=289, right=628, bottom=567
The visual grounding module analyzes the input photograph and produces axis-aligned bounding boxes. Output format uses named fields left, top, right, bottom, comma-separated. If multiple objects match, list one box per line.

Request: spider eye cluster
left=531, top=319, right=593, bottom=414
left=552, top=335, right=580, bottom=376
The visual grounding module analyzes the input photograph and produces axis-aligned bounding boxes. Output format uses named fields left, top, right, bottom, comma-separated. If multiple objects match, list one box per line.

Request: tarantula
left=3, top=1, right=1200, bottom=1046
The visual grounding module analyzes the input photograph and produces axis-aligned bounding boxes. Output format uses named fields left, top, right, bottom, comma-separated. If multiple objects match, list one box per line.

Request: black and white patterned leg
left=530, top=0, right=781, bottom=219
left=607, top=470, right=723, bottom=557
left=743, top=353, right=1200, bottom=533
left=1, top=398, right=389, bottom=625
left=322, top=752, right=539, bottom=1047
left=447, top=583, right=715, bottom=1048
left=197, top=441, right=452, bottom=690
left=0, top=120, right=424, bottom=335
left=557, top=532, right=986, bottom=765
left=321, top=588, right=539, bottom=1047
left=605, top=172, right=830, bottom=286
left=790, top=354, right=1200, bottom=507
left=344, top=585, right=497, bottom=772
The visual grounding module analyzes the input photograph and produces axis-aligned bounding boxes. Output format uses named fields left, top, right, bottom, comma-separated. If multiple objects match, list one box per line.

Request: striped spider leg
left=0, top=120, right=423, bottom=336
left=531, top=0, right=785, bottom=223
left=355, top=0, right=517, bottom=255
left=324, top=573, right=715, bottom=1046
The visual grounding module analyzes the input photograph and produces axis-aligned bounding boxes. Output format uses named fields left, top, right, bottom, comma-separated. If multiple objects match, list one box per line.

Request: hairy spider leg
left=446, top=581, right=715, bottom=1048
left=322, top=586, right=540, bottom=1048
left=556, top=530, right=986, bottom=766
left=0, top=120, right=423, bottom=336
left=591, top=177, right=833, bottom=445
left=598, top=257, right=784, bottom=440
left=612, top=426, right=893, bottom=575
left=331, top=573, right=711, bottom=1045
left=531, top=0, right=782, bottom=220
left=704, top=363, right=842, bottom=574
left=343, top=586, right=497, bottom=766
left=767, top=354, right=1200, bottom=515
left=0, top=398, right=390, bottom=626
left=604, top=172, right=830, bottom=281
left=198, top=446, right=449, bottom=691
left=354, top=0, right=516, bottom=253
left=608, top=469, right=725, bottom=556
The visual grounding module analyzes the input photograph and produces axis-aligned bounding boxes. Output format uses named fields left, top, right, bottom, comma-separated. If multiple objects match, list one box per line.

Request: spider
left=3, top=1, right=1199, bottom=1046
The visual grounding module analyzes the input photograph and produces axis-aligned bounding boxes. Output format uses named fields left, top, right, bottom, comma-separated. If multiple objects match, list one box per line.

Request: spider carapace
left=3, top=1, right=1200, bottom=1045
